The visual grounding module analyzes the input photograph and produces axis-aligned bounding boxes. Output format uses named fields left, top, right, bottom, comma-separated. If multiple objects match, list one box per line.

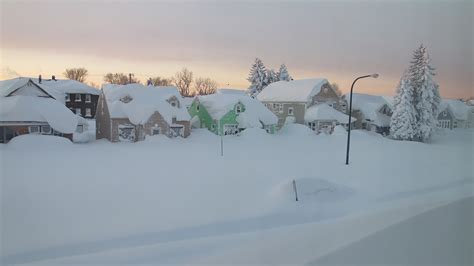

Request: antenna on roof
left=38, top=75, right=42, bottom=84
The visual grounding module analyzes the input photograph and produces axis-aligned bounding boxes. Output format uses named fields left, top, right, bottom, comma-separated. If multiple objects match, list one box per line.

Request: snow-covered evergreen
left=391, top=45, right=441, bottom=142
left=247, top=58, right=268, bottom=97
left=390, top=73, right=417, bottom=140
left=266, top=69, right=278, bottom=85
left=277, top=64, right=292, bottom=81
left=408, top=45, right=441, bottom=142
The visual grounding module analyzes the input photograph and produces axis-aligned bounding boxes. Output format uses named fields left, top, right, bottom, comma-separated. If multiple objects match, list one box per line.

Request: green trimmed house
left=188, top=90, right=278, bottom=135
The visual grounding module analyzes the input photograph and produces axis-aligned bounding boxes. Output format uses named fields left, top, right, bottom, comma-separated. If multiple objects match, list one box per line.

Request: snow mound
left=6, top=134, right=72, bottom=149
left=332, top=125, right=347, bottom=136
left=278, top=124, right=314, bottom=137
left=270, top=178, right=355, bottom=202
left=240, top=127, right=269, bottom=138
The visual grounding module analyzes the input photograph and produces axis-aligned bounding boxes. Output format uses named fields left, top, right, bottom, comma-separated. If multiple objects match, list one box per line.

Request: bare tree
left=149, top=76, right=172, bottom=86
left=64, top=68, right=88, bottom=82
left=104, top=73, right=139, bottom=85
left=331, top=82, right=342, bottom=96
left=88, top=82, right=100, bottom=89
left=173, top=68, right=193, bottom=97
left=195, top=77, right=217, bottom=95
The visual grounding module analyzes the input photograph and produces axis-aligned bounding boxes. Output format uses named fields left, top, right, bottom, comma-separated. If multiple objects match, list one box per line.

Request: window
left=29, top=126, right=40, bottom=134
left=85, top=108, right=92, bottom=117
left=211, top=124, right=216, bottom=130
left=65, top=94, right=70, bottom=102
left=41, top=125, right=51, bottom=134
left=196, top=104, right=200, bottom=111
left=85, top=94, right=91, bottom=103
left=76, top=125, right=84, bottom=133
left=76, top=108, right=82, bottom=116
left=288, top=107, right=294, bottom=115
left=152, top=126, right=160, bottom=135
left=171, top=101, right=177, bottom=107
left=75, top=94, right=81, bottom=102
left=235, top=104, right=243, bottom=113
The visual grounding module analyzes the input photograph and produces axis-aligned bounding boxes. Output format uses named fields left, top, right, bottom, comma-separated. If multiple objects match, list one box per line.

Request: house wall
left=66, top=93, right=99, bottom=118
left=263, top=102, right=306, bottom=129
left=143, top=111, right=170, bottom=138
left=218, top=110, right=239, bottom=135
left=311, top=83, right=340, bottom=107
left=95, top=94, right=112, bottom=141
left=111, top=118, right=137, bottom=142
left=189, top=100, right=215, bottom=132
left=437, top=108, right=454, bottom=129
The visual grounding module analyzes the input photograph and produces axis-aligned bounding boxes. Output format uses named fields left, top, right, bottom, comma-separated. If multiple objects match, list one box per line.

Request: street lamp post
left=345, top=73, right=379, bottom=165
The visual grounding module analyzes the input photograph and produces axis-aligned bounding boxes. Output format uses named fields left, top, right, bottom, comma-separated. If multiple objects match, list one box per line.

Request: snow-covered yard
left=1, top=126, right=473, bottom=264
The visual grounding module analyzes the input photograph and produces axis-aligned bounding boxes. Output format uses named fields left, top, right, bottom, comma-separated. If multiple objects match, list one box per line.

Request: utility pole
left=129, top=73, right=133, bottom=84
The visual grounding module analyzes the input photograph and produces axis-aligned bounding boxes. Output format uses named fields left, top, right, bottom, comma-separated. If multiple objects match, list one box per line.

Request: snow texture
left=102, top=83, right=190, bottom=125
left=257, top=78, right=328, bottom=102
left=348, top=93, right=392, bottom=126
left=304, top=103, right=355, bottom=123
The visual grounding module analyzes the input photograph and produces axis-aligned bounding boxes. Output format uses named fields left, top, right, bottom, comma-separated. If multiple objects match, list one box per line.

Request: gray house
left=437, top=99, right=471, bottom=129
left=347, top=93, right=393, bottom=135
left=96, top=84, right=191, bottom=142
left=257, top=78, right=345, bottom=132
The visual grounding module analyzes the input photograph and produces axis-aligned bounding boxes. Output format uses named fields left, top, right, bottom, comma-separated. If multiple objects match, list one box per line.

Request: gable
left=7, top=79, right=54, bottom=98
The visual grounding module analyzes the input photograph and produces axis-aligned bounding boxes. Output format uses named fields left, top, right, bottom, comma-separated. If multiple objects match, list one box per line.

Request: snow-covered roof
left=0, top=78, right=53, bottom=98
left=102, top=83, right=190, bottom=125
left=347, top=93, right=392, bottom=127
left=33, top=78, right=100, bottom=95
left=182, top=97, right=195, bottom=108
left=257, top=78, right=328, bottom=102
left=0, top=96, right=79, bottom=133
left=304, top=103, right=355, bottom=123
left=196, top=92, right=278, bottom=127
left=440, top=99, right=470, bottom=120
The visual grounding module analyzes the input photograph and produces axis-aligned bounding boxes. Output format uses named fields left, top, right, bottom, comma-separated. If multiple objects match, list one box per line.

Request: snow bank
left=270, top=178, right=355, bottom=203
left=277, top=123, right=314, bottom=137
left=304, top=103, right=354, bottom=123
left=257, top=78, right=328, bottom=102
left=333, top=125, right=347, bottom=135
left=6, top=134, right=72, bottom=149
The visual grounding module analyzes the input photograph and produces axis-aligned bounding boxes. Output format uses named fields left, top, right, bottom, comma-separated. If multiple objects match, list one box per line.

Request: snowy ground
left=1, top=126, right=473, bottom=264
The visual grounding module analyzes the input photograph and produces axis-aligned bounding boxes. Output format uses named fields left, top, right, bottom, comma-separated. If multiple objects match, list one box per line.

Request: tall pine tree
left=390, top=73, right=418, bottom=140
left=277, top=64, right=292, bottom=81
left=247, top=58, right=267, bottom=97
left=266, top=69, right=278, bottom=84
left=407, top=45, right=441, bottom=142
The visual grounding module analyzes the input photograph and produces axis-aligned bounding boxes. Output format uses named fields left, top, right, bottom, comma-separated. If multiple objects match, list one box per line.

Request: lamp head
left=371, top=73, right=379, bottom=78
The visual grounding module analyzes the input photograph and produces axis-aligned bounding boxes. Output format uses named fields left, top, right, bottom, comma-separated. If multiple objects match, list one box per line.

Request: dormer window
left=167, top=96, right=180, bottom=108
left=120, top=95, right=133, bottom=103
left=75, top=94, right=81, bottom=102
left=235, top=103, right=243, bottom=113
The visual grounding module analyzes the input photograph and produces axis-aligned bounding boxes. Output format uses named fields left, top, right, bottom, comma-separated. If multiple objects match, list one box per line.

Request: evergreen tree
left=247, top=58, right=267, bottom=97
left=407, top=45, right=441, bottom=142
left=277, top=64, right=292, bottom=81
left=390, top=73, right=418, bottom=140
left=266, top=69, right=278, bottom=85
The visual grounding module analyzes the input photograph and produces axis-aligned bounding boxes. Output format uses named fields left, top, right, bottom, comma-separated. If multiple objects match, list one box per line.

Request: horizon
left=1, top=0, right=472, bottom=98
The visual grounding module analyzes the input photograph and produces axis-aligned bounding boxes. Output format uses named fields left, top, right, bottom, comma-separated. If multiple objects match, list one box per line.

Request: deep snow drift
left=1, top=127, right=472, bottom=264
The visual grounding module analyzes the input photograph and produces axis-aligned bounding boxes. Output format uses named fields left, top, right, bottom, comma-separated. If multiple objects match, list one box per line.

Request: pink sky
left=1, top=1, right=472, bottom=98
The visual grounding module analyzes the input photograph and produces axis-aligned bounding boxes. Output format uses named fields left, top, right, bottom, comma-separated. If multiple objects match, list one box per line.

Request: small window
left=288, top=107, right=294, bottom=115
left=76, top=125, right=84, bottom=133
left=85, top=94, right=91, bottom=103
left=41, top=125, right=51, bottom=134
left=85, top=108, right=92, bottom=117
left=236, top=104, right=242, bottom=113
left=65, top=94, right=70, bottom=102
left=29, top=126, right=40, bottom=134
left=76, top=108, right=82, bottom=116
left=152, top=127, right=160, bottom=135
left=171, top=101, right=177, bottom=107
left=211, top=124, right=216, bottom=130
left=196, top=104, right=200, bottom=111
left=75, top=94, right=81, bottom=102
left=273, top=103, right=277, bottom=109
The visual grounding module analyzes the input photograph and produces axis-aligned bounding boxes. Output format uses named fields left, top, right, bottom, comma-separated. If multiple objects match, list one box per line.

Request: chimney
left=52, top=75, right=56, bottom=81
left=38, top=75, right=42, bottom=84
left=129, top=73, right=132, bottom=84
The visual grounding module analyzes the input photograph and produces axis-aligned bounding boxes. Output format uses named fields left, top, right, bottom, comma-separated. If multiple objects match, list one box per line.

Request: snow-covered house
left=304, top=103, right=355, bottom=134
left=437, top=99, right=471, bottom=129
left=347, top=93, right=393, bottom=135
left=95, top=84, right=191, bottom=142
left=257, top=78, right=344, bottom=131
left=34, top=76, right=100, bottom=118
left=188, top=91, right=278, bottom=135
left=0, top=78, right=80, bottom=143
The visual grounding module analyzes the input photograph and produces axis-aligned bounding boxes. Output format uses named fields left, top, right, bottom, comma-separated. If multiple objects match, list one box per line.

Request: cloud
left=1, top=67, right=20, bottom=79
